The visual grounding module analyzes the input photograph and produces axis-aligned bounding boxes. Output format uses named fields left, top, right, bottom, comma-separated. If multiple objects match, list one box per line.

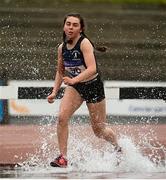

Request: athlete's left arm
left=63, top=38, right=97, bottom=85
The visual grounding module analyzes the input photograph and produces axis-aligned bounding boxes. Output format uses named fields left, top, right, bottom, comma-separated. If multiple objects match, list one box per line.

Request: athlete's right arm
left=47, top=44, right=64, bottom=103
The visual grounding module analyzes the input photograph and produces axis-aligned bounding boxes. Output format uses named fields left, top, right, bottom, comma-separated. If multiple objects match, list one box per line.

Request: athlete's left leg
left=86, top=99, right=120, bottom=148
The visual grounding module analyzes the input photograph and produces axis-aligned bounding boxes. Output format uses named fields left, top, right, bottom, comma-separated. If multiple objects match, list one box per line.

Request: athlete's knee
left=57, top=114, right=68, bottom=127
left=92, top=123, right=105, bottom=138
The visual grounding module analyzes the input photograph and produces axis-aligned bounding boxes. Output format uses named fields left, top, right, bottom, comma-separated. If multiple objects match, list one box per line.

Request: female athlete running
left=47, top=13, right=122, bottom=167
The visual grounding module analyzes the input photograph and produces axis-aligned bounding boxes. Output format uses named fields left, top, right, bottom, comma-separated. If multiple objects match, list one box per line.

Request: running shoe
left=115, top=146, right=123, bottom=166
left=50, top=154, right=68, bottom=168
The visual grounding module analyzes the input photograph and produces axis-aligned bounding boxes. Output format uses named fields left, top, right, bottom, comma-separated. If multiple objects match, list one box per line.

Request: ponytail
left=81, top=32, right=107, bottom=53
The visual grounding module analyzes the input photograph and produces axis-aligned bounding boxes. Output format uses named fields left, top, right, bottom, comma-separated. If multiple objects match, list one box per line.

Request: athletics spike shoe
left=50, top=154, right=68, bottom=168
left=115, top=146, right=122, bottom=153
left=114, top=146, right=123, bottom=166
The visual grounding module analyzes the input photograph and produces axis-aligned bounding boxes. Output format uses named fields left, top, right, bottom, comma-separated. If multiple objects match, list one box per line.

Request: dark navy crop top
left=62, top=36, right=87, bottom=78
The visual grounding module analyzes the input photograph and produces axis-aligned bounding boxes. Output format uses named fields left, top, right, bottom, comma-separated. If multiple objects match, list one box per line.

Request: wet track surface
left=0, top=123, right=166, bottom=179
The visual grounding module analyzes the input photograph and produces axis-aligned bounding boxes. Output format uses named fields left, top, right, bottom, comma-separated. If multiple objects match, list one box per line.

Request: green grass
left=64, top=0, right=166, bottom=4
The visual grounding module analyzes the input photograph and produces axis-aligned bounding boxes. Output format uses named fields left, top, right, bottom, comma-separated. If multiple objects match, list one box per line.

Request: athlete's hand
left=63, top=76, right=76, bottom=85
left=47, top=92, right=56, bottom=103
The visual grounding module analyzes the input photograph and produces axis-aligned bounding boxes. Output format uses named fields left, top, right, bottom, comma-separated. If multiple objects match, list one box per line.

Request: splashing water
left=68, top=128, right=166, bottom=173
left=20, top=116, right=166, bottom=174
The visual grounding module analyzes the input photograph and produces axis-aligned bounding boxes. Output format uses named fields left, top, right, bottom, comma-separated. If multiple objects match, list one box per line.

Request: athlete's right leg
left=57, top=86, right=83, bottom=157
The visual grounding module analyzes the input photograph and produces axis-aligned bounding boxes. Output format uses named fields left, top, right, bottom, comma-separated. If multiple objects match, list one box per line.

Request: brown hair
left=63, top=13, right=107, bottom=52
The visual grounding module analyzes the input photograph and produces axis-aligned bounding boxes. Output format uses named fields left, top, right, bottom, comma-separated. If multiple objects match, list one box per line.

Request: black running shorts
left=71, top=75, right=105, bottom=103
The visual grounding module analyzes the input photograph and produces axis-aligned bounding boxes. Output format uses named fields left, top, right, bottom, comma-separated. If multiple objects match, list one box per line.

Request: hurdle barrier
left=0, top=80, right=166, bottom=100
left=104, top=81, right=166, bottom=100
left=0, top=80, right=166, bottom=118
left=0, top=81, right=166, bottom=100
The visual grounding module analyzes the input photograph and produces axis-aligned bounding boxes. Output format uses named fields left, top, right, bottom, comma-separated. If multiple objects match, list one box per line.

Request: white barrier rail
left=0, top=84, right=166, bottom=100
